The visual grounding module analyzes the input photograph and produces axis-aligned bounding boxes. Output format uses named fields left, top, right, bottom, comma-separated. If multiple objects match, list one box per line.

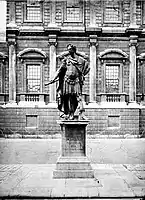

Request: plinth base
left=53, top=120, right=94, bottom=179
left=53, top=156, right=94, bottom=179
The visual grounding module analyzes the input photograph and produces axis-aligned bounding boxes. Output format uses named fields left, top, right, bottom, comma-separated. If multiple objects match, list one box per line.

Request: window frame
left=23, top=0, right=43, bottom=23
left=142, top=1, right=145, bottom=25
left=0, top=60, right=5, bottom=94
left=23, top=60, right=43, bottom=94
left=63, top=0, right=84, bottom=24
left=103, top=62, right=123, bottom=93
left=26, top=64, right=41, bottom=93
left=102, top=0, right=123, bottom=24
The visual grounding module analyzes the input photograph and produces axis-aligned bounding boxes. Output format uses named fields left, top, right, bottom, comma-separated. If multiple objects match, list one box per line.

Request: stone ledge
left=53, top=169, right=94, bottom=179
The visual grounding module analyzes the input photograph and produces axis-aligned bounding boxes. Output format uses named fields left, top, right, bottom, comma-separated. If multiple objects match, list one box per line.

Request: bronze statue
left=46, top=44, right=90, bottom=120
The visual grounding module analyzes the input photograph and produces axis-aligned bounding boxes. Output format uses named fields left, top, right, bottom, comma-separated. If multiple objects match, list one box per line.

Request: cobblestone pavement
left=0, top=164, right=145, bottom=198
left=0, top=139, right=145, bottom=164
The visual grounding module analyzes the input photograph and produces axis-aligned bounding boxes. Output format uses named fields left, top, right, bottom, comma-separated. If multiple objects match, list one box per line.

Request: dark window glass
left=66, top=0, right=81, bottom=22
left=26, top=0, right=41, bottom=21
left=105, top=64, right=119, bottom=93
left=104, top=1, right=121, bottom=23
left=26, top=64, right=41, bottom=92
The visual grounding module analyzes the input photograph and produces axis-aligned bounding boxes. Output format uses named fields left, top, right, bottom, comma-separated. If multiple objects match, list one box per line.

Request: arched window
left=98, top=49, right=128, bottom=103
left=98, top=49, right=128, bottom=93
left=105, top=63, right=120, bottom=93
left=18, top=48, right=47, bottom=105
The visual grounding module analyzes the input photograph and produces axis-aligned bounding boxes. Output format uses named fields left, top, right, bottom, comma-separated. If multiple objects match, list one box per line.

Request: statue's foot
left=68, top=113, right=74, bottom=120
left=78, top=113, right=88, bottom=120
left=69, top=115, right=74, bottom=120
left=60, top=113, right=69, bottom=120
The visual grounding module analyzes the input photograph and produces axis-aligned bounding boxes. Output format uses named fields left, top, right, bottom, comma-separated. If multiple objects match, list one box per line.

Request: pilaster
left=7, top=35, right=17, bottom=104
left=89, top=35, right=98, bottom=104
left=129, top=35, right=138, bottom=103
left=48, top=35, right=57, bottom=104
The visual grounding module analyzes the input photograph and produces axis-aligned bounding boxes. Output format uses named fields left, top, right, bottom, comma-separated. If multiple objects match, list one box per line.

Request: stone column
left=48, top=1, right=57, bottom=27
left=129, top=0, right=138, bottom=28
left=8, top=36, right=17, bottom=104
left=129, top=35, right=138, bottom=103
left=48, top=35, right=57, bottom=104
left=89, top=35, right=98, bottom=104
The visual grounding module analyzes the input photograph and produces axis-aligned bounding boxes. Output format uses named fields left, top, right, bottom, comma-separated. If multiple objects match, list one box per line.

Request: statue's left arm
left=83, top=60, right=90, bottom=76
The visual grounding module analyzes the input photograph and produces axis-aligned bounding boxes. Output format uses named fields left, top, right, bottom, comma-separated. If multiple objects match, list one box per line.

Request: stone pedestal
left=53, top=120, right=94, bottom=178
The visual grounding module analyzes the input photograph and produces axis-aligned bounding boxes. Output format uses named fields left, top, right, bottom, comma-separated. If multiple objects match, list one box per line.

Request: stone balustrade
left=98, top=93, right=127, bottom=103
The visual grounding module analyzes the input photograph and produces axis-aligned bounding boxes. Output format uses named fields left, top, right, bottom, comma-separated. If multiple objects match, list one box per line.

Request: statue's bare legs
left=77, top=95, right=88, bottom=120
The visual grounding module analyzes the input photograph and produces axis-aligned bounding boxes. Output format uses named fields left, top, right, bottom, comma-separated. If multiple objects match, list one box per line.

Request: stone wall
left=0, top=106, right=142, bottom=137
left=139, top=107, right=145, bottom=136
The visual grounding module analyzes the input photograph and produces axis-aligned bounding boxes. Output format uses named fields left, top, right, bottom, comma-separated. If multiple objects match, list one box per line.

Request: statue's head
left=67, top=44, right=76, bottom=54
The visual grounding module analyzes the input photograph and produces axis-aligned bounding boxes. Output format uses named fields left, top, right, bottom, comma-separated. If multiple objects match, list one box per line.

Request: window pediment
left=0, top=52, right=7, bottom=63
left=137, top=53, right=145, bottom=62
left=18, top=48, right=47, bottom=63
left=98, top=49, right=128, bottom=63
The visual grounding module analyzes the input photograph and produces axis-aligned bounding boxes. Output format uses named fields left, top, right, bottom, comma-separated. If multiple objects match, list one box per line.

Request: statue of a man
left=46, top=44, right=90, bottom=120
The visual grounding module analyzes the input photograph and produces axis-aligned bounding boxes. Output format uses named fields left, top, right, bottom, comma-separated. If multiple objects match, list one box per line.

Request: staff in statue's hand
left=45, top=79, right=58, bottom=86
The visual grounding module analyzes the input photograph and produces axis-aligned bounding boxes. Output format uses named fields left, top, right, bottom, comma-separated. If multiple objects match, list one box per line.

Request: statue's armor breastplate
left=65, top=60, right=79, bottom=80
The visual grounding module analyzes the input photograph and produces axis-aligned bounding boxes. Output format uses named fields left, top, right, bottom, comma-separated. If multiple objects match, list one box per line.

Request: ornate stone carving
left=48, top=35, right=57, bottom=46
left=129, top=35, right=138, bottom=47
left=89, top=35, right=98, bottom=47
left=7, top=39, right=16, bottom=46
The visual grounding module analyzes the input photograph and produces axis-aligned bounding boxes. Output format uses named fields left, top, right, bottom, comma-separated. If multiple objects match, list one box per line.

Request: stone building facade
left=0, top=0, right=145, bottom=137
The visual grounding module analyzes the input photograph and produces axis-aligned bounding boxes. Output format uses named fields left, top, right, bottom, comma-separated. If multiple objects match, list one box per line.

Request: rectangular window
left=64, top=0, right=83, bottom=23
left=0, top=63, right=2, bottom=93
left=0, top=63, right=4, bottom=93
left=142, top=2, right=145, bottom=25
left=26, top=64, right=41, bottom=92
left=66, top=6, right=81, bottom=22
left=105, top=64, right=119, bottom=93
left=24, top=0, right=42, bottom=22
left=104, top=1, right=122, bottom=23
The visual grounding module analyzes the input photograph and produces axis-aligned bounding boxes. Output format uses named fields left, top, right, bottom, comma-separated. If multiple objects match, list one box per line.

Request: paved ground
left=0, top=164, right=145, bottom=198
left=0, top=139, right=145, bottom=164
left=0, top=139, right=145, bottom=198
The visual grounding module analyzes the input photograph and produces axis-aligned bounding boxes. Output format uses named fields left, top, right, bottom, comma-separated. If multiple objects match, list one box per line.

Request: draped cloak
left=56, top=54, right=89, bottom=115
